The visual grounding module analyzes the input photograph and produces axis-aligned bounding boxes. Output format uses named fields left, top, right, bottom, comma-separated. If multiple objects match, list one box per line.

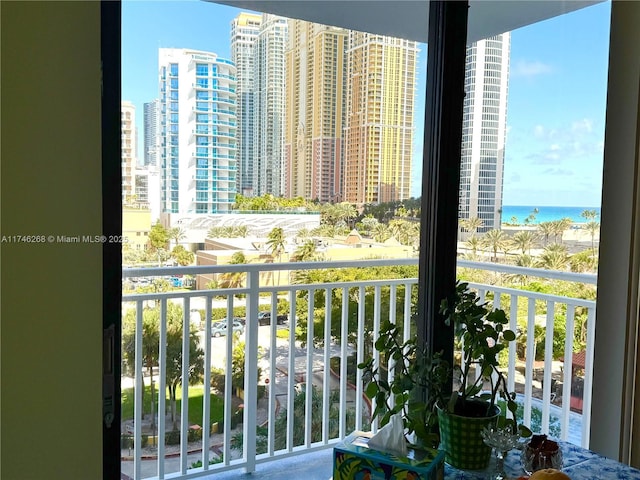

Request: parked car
left=257, top=311, right=288, bottom=326
left=211, top=320, right=244, bottom=337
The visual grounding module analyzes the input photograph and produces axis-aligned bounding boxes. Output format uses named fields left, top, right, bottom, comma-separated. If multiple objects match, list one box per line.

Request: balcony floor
left=208, top=450, right=334, bottom=480
left=122, top=449, right=334, bottom=480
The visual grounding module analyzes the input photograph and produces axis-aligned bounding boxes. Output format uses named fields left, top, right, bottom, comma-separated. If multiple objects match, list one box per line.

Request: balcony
left=121, top=259, right=595, bottom=480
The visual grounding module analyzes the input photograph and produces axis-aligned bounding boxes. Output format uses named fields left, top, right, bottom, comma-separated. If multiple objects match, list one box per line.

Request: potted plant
left=359, top=281, right=530, bottom=469
left=437, top=281, right=531, bottom=469
left=358, top=319, right=449, bottom=449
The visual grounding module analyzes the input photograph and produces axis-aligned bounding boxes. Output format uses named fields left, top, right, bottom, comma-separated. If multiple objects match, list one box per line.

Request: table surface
left=445, top=441, right=640, bottom=479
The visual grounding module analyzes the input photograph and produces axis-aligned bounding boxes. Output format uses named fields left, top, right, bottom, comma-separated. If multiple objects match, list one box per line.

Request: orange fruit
left=529, top=468, right=570, bottom=480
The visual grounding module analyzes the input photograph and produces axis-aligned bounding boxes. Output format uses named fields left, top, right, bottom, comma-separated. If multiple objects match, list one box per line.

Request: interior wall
left=0, top=2, right=103, bottom=479
left=591, top=0, right=640, bottom=464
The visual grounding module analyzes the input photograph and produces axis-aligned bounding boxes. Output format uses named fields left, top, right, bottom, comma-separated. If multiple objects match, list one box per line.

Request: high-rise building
left=158, top=48, right=237, bottom=214
left=459, top=34, right=510, bottom=232
left=121, top=100, right=137, bottom=203
left=231, top=13, right=262, bottom=197
left=284, top=20, right=347, bottom=202
left=143, top=99, right=159, bottom=166
left=253, top=14, right=288, bottom=196
left=343, top=33, right=418, bottom=206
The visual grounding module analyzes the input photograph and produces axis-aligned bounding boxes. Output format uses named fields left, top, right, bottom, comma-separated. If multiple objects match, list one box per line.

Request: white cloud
left=542, top=168, right=574, bottom=176
left=511, top=60, right=553, bottom=78
left=523, top=117, right=602, bottom=166
left=572, top=118, right=593, bottom=133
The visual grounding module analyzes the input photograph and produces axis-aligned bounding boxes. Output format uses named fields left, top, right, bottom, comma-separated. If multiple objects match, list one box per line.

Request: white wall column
left=590, top=0, right=640, bottom=464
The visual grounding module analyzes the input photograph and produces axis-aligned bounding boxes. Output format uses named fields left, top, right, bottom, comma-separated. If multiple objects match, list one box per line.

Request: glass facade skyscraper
left=253, top=14, right=288, bottom=197
left=158, top=48, right=237, bottom=214
left=231, top=13, right=262, bottom=197
left=459, top=34, right=510, bottom=231
left=143, top=99, right=159, bottom=167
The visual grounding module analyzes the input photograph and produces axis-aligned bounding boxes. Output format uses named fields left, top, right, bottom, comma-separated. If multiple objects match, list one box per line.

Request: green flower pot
left=437, top=401, right=500, bottom=470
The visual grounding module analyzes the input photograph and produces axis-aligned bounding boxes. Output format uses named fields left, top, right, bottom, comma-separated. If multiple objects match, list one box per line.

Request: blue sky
left=123, top=0, right=610, bottom=207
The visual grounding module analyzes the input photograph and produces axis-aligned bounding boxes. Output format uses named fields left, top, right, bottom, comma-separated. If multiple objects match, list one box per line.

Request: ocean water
left=501, top=205, right=601, bottom=224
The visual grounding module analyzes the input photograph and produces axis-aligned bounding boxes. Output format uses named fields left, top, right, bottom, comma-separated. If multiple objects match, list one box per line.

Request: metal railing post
left=243, top=269, right=260, bottom=472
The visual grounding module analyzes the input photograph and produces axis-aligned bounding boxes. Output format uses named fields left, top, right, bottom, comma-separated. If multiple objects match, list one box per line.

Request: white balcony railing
left=121, top=259, right=596, bottom=480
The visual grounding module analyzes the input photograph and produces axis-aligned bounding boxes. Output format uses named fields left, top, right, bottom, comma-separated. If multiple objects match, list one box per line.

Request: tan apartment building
left=343, top=33, right=418, bottom=206
left=122, top=206, right=151, bottom=251
left=284, top=20, right=347, bottom=202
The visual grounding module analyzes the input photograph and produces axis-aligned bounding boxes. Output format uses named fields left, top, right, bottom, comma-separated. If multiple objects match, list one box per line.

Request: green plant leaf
left=503, top=329, right=516, bottom=342
left=365, top=382, right=378, bottom=399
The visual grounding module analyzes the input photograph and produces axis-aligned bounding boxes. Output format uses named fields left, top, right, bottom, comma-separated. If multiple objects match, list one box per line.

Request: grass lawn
left=122, top=384, right=224, bottom=427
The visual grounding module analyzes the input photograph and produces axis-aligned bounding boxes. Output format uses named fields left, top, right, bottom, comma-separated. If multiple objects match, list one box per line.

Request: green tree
left=553, top=218, right=573, bottom=244
left=218, top=252, right=247, bottom=289
left=372, top=223, right=390, bottom=243
left=460, top=216, right=484, bottom=235
left=335, top=202, right=358, bottom=228
left=569, top=250, right=598, bottom=273
left=524, top=208, right=539, bottom=225
left=465, top=235, right=482, bottom=259
left=136, top=278, right=172, bottom=298
left=481, top=229, right=510, bottom=262
left=507, top=254, right=535, bottom=285
left=231, top=387, right=357, bottom=453
left=148, top=222, right=169, bottom=251
left=296, top=227, right=310, bottom=241
left=230, top=339, right=262, bottom=393
left=537, top=222, right=555, bottom=246
left=537, top=248, right=568, bottom=271
left=544, top=243, right=568, bottom=255
left=171, top=245, right=194, bottom=266
left=291, top=240, right=318, bottom=262
left=168, top=227, right=186, bottom=249
left=580, top=209, right=598, bottom=222
left=584, top=220, right=600, bottom=257
left=358, top=215, right=380, bottom=237
left=266, top=227, right=286, bottom=285
left=122, top=308, right=160, bottom=428
left=122, top=303, right=204, bottom=430
left=512, top=230, right=537, bottom=255
left=207, top=226, right=248, bottom=238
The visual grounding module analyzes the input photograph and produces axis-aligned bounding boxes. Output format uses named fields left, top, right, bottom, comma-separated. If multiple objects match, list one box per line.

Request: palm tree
left=554, top=217, right=573, bottom=244
left=168, top=227, right=186, bottom=249
left=296, top=227, right=310, bottom=241
left=508, top=254, right=535, bottom=285
left=359, top=215, right=379, bottom=237
left=545, top=243, right=568, bottom=255
left=388, top=219, right=407, bottom=244
left=585, top=220, right=600, bottom=256
left=537, top=247, right=569, bottom=271
left=538, top=222, right=555, bottom=246
left=218, top=251, right=247, bottom=290
left=580, top=209, right=598, bottom=222
left=335, top=202, right=358, bottom=228
left=512, top=230, right=537, bottom=255
left=266, top=227, right=286, bottom=285
left=291, top=240, right=318, bottom=262
left=373, top=223, right=390, bottom=243
left=465, top=235, right=482, bottom=259
left=524, top=208, right=539, bottom=225
left=569, top=250, right=598, bottom=273
left=459, top=216, right=484, bottom=236
left=481, top=229, right=509, bottom=262
left=515, top=253, right=535, bottom=268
